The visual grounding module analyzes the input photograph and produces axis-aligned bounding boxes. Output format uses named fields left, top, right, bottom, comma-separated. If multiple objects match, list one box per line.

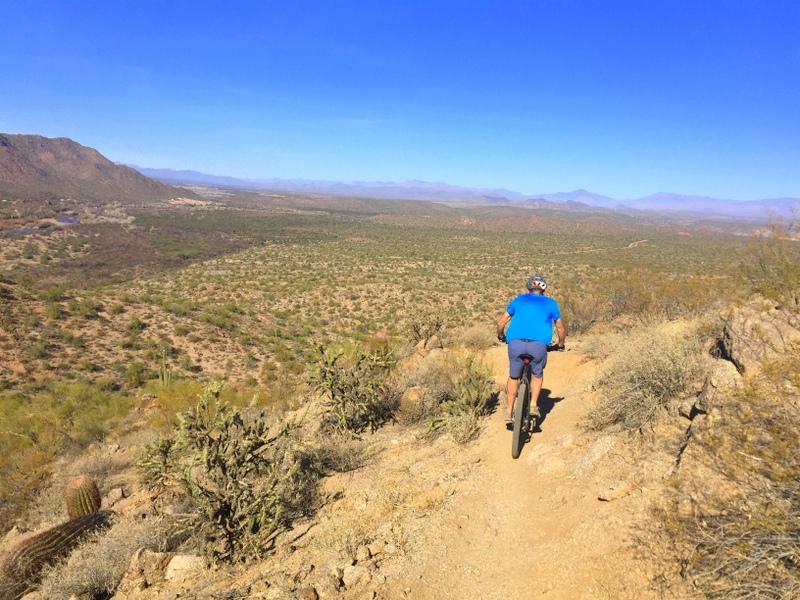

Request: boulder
left=424, top=335, right=442, bottom=351
left=718, top=299, right=800, bottom=374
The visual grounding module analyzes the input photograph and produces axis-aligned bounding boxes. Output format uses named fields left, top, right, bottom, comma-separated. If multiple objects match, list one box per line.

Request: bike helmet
left=526, top=275, right=547, bottom=292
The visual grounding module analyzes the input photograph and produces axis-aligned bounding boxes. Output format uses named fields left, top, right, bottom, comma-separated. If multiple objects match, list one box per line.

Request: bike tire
left=511, top=368, right=530, bottom=459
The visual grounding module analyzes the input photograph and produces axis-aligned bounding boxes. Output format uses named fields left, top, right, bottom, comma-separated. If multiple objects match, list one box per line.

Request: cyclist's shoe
left=504, top=410, right=513, bottom=424
left=530, top=405, right=541, bottom=419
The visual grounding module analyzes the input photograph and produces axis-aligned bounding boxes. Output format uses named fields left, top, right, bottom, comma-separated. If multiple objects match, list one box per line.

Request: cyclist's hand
left=497, top=333, right=506, bottom=343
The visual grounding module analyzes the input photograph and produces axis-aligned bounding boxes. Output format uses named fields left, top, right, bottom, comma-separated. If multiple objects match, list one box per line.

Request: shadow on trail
left=533, top=388, right=564, bottom=432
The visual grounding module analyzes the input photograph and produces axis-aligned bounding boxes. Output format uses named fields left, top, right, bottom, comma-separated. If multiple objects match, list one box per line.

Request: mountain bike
left=511, top=354, right=535, bottom=459
left=510, top=344, right=562, bottom=459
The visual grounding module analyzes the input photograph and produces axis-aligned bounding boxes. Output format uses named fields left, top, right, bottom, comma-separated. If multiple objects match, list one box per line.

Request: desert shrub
left=661, top=366, right=800, bottom=599
left=141, top=379, right=265, bottom=431
left=124, top=361, right=148, bottom=387
left=126, top=315, right=144, bottom=335
left=557, top=290, right=600, bottom=335
left=427, top=354, right=492, bottom=443
left=74, top=297, right=101, bottom=319
left=588, top=324, right=702, bottom=432
left=0, top=447, right=52, bottom=536
left=137, top=382, right=315, bottom=563
left=311, top=345, right=397, bottom=434
left=406, top=309, right=446, bottom=344
left=315, top=431, right=370, bottom=473
left=739, top=217, right=800, bottom=317
left=78, top=357, right=96, bottom=372
left=45, top=301, right=62, bottom=320
left=450, top=324, right=496, bottom=351
left=37, top=285, right=67, bottom=302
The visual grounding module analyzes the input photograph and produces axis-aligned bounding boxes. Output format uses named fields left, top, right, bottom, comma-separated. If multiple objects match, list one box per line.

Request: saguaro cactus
left=65, top=475, right=101, bottom=518
left=0, top=510, right=112, bottom=595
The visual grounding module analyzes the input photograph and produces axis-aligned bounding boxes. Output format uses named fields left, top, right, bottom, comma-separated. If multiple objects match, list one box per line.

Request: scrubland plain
left=1, top=191, right=798, bottom=598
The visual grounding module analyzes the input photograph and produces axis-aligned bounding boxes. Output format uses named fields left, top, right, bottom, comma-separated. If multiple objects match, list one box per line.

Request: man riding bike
left=496, top=275, right=566, bottom=423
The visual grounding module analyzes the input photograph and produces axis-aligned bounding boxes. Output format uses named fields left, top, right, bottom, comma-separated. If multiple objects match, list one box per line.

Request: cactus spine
left=0, top=511, right=112, bottom=593
left=65, top=475, right=101, bottom=518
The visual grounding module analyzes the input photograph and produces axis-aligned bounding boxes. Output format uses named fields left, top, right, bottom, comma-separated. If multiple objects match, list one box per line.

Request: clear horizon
left=1, top=1, right=798, bottom=201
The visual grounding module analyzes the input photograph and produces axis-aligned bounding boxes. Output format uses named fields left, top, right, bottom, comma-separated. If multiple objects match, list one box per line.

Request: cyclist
left=496, top=275, right=566, bottom=423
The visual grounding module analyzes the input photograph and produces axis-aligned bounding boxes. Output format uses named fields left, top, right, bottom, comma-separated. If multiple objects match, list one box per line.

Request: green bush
left=137, top=382, right=315, bottom=563
left=124, top=362, right=148, bottom=387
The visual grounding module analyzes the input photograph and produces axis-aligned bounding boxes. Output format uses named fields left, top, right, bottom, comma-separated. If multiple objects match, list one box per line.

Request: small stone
left=368, top=541, right=384, bottom=557
left=165, top=554, right=205, bottom=583
left=598, top=480, right=636, bottom=502
left=296, top=588, right=319, bottom=600
left=355, top=545, right=371, bottom=562
left=384, top=543, right=398, bottom=554
left=311, top=574, right=341, bottom=599
left=342, top=565, right=371, bottom=588
left=677, top=397, right=696, bottom=419
left=106, top=487, right=125, bottom=505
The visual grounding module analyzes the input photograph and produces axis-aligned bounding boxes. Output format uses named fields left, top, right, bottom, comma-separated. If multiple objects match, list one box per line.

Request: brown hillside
left=0, top=134, right=194, bottom=203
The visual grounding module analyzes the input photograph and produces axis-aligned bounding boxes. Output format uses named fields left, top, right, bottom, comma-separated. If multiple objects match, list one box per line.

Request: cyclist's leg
left=505, top=340, right=526, bottom=418
left=530, top=375, right=543, bottom=417
left=506, top=376, right=519, bottom=416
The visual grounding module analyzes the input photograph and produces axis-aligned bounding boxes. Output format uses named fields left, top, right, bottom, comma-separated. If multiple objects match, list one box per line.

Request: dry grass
left=659, top=371, right=800, bottom=599
left=587, top=322, right=703, bottom=432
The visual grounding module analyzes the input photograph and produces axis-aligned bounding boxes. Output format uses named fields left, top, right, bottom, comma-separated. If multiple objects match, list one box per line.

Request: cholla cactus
left=65, top=475, right=101, bottom=518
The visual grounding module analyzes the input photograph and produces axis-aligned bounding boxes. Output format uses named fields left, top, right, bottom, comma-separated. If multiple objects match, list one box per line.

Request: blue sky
left=1, top=1, right=798, bottom=200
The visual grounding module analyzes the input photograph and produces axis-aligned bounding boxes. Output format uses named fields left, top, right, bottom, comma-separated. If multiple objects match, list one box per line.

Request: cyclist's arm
left=496, top=312, right=512, bottom=341
left=554, top=317, right=566, bottom=349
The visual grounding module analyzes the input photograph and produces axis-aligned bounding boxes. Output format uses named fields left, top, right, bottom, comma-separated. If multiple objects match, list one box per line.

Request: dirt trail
left=389, top=340, right=659, bottom=599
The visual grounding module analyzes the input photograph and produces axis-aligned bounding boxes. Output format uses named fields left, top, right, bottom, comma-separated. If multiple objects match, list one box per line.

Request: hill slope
left=0, top=134, right=193, bottom=203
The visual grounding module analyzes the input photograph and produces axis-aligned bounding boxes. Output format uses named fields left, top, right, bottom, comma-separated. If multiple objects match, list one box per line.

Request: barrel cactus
left=0, top=511, right=113, bottom=598
left=65, top=475, right=101, bottom=518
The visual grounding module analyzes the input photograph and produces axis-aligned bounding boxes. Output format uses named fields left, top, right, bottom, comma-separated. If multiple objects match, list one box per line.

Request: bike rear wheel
left=511, top=366, right=530, bottom=459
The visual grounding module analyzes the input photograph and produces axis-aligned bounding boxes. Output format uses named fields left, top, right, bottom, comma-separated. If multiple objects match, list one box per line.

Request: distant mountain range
left=0, top=134, right=194, bottom=203
left=1, top=132, right=794, bottom=221
left=131, top=167, right=798, bottom=220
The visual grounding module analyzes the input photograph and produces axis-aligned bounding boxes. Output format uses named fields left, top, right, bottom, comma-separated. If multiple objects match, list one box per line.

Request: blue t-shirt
left=505, top=293, right=561, bottom=345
